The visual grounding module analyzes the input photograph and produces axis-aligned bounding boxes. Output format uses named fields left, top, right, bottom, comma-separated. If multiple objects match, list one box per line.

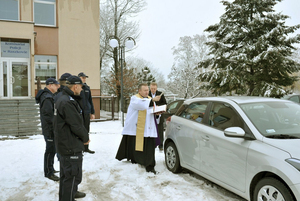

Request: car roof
left=183, top=96, right=291, bottom=105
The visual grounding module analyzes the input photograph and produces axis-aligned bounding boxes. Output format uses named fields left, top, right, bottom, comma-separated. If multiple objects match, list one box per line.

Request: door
left=200, top=102, right=249, bottom=192
left=0, top=59, right=30, bottom=98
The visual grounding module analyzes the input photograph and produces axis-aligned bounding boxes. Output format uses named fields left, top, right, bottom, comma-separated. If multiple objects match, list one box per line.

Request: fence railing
left=92, top=96, right=130, bottom=121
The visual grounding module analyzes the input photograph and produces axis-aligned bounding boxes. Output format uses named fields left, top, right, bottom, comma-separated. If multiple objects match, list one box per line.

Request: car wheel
left=253, top=177, right=295, bottom=201
left=165, top=142, right=181, bottom=173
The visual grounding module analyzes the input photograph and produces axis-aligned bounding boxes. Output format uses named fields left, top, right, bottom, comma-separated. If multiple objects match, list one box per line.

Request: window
left=289, top=95, right=300, bottom=103
left=34, top=0, right=56, bottom=26
left=35, top=55, right=57, bottom=81
left=0, top=0, right=19, bottom=21
left=209, top=102, right=243, bottom=130
left=180, top=102, right=208, bottom=123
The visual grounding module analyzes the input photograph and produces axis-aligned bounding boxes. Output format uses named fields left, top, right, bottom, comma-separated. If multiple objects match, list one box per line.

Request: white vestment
left=121, top=95, right=158, bottom=138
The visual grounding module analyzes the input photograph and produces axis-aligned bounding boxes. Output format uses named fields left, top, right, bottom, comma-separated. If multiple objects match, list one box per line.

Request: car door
left=199, top=101, right=250, bottom=192
left=174, top=101, right=209, bottom=171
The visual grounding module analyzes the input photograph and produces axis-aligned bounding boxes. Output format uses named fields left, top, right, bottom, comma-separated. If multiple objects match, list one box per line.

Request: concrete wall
left=57, top=0, right=100, bottom=90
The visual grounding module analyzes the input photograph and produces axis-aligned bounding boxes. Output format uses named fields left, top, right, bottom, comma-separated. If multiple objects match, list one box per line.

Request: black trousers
left=83, top=113, right=90, bottom=151
left=59, top=153, right=83, bottom=201
left=43, top=135, right=56, bottom=177
left=158, top=117, right=164, bottom=148
left=116, top=135, right=156, bottom=170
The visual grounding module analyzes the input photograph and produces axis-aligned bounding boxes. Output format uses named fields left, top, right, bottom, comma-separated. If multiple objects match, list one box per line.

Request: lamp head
left=125, top=39, right=135, bottom=49
left=109, top=39, right=119, bottom=48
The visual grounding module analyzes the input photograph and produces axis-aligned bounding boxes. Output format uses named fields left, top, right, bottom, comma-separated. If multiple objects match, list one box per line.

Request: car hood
left=263, top=138, right=300, bottom=158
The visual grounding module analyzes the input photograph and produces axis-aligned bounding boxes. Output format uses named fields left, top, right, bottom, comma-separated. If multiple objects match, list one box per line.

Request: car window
left=241, top=101, right=300, bottom=137
left=209, top=102, right=243, bottom=130
left=180, top=102, right=208, bottom=123
left=289, top=95, right=300, bottom=103
left=168, top=101, right=179, bottom=111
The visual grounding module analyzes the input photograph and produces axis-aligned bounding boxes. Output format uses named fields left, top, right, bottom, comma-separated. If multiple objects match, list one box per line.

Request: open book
left=151, top=104, right=167, bottom=114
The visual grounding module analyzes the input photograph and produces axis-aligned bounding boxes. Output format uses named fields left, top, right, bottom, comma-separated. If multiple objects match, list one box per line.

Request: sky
left=0, top=121, right=245, bottom=201
left=130, top=0, right=300, bottom=80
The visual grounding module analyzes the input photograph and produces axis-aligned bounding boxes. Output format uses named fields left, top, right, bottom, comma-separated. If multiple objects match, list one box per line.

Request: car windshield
left=240, top=101, right=300, bottom=138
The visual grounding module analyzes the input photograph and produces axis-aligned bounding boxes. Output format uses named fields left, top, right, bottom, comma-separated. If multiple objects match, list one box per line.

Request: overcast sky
left=130, top=0, right=300, bottom=80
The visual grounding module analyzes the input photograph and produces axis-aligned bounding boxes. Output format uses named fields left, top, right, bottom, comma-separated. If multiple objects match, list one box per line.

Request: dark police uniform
left=80, top=83, right=95, bottom=152
left=54, top=72, right=71, bottom=103
left=54, top=83, right=89, bottom=201
left=36, top=86, right=58, bottom=179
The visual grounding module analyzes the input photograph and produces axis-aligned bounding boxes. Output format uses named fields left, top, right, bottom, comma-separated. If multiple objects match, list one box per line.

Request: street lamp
left=109, top=36, right=136, bottom=127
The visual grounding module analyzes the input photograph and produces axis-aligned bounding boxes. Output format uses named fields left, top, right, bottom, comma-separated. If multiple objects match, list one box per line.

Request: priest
left=116, top=83, right=162, bottom=174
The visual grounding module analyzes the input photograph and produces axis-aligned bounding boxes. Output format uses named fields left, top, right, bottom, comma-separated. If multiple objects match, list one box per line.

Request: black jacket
left=54, top=86, right=89, bottom=155
left=35, top=87, right=55, bottom=138
left=80, top=83, right=95, bottom=114
left=149, top=90, right=167, bottom=106
left=54, top=85, right=64, bottom=103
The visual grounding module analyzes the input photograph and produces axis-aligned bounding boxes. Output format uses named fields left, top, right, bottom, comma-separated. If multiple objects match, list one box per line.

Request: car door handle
left=202, top=135, right=210, bottom=141
left=176, top=126, right=181, bottom=130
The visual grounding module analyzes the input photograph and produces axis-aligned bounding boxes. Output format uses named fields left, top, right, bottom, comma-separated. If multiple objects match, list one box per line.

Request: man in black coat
left=78, top=72, right=95, bottom=154
left=54, top=72, right=71, bottom=103
left=149, top=82, right=167, bottom=150
left=54, top=76, right=90, bottom=200
left=35, top=78, right=60, bottom=181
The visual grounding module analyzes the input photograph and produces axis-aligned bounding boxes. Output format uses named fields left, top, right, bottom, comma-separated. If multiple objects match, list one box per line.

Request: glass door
left=0, top=59, right=29, bottom=98
left=0, top=61, right=8, bottom=98
left=11, top=62, right=29, bottom=97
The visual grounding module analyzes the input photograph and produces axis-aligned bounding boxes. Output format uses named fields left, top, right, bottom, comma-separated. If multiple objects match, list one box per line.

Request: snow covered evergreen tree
left=197, top=0, right=300, bottom=97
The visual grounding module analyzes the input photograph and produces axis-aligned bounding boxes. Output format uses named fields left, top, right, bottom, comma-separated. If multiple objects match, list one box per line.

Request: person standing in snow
left=54, top=76, right=90, bottom=200
left=149, top=82, right=167, bottom=151
left=54, top=72, right=72, bottom=103
left=78, top=72, right=95, bottom=154
left=35, top=78, right=60, bottom=181
left=116, top=83, right=162, bottom=174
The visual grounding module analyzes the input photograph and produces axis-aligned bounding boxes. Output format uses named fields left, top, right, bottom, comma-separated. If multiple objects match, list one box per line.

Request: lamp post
left=109, top=36, right=136, bottom=127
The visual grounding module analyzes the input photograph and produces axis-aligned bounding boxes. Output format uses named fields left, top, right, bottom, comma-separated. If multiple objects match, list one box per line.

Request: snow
left=0, top=121, right=245, bottom=201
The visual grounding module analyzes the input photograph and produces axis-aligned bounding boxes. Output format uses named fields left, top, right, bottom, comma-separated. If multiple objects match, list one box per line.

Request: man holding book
left=149, top=82, right=167, bottom=151
left=116, top=83, right=162, bottom=174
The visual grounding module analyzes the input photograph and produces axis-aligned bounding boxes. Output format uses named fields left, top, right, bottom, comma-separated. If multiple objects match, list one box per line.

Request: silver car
left=164, top=96, right=300, bottom=201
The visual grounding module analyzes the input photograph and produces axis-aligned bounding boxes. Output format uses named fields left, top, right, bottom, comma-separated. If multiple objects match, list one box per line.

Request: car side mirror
left=224, top=127, right=245, bottom=138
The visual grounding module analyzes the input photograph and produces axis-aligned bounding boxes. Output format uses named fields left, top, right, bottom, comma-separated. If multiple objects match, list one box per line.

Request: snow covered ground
left=0, top=121, right=246, bottom=201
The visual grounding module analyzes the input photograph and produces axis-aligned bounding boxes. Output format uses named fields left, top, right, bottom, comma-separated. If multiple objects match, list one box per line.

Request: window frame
left=0, top=0, right=20, bottom=21
left=179, top=101, right=209, bottom=124
left=34, top=55, right=57, bottom=82
left=33, top=0, right=56, bottom=27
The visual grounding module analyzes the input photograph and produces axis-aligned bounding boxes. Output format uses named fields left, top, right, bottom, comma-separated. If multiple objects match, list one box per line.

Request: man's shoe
left=46, top=174, right=60, bottom=181
left=75, top=191, right=86, bottom=199
left=84, top=149, right=95, bottom=154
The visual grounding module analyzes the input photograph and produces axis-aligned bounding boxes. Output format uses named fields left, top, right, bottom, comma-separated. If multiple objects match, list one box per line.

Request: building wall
left=57, top=0, right=100, bottom=90
left=0, top=0, right=101, bottom=117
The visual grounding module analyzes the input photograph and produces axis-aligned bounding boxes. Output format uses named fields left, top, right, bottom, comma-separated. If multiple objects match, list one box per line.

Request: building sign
left=1, top=42, right=30, bottom=58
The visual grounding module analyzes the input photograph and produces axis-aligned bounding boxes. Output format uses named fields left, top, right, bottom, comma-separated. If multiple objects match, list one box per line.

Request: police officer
left=35, top=78, right=60, bottom=181
left=54, top=75, right=90, bottom=200
left=78, top=72, right=95, bottom=154
left=54, top=72, right=71, bottom=103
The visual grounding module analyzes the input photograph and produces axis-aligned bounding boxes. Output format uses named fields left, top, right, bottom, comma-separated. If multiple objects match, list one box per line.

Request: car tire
left=165, top=142, right=182, bottom=173
left=253, top=177, right=295, bottom=201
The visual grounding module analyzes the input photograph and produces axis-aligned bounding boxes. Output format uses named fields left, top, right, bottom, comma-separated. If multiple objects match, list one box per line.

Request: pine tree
left=197, top=0, right=300, bottom=97
left=137, top=67, right=156, bottom=86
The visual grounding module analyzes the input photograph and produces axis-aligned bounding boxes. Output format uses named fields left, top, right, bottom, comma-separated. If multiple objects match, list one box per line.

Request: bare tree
left=125, top=56, right=167, bottom=88
left=168, top=34, right=210, bottom=98
left=99, top=0, right=146, bottom=99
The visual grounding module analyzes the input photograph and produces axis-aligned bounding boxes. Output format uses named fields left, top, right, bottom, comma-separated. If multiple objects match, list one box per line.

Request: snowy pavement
left=0, top=121, right=246, bottom=201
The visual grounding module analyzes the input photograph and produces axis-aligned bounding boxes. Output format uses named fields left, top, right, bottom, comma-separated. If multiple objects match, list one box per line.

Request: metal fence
left=93, top=96, right=130, bottom=121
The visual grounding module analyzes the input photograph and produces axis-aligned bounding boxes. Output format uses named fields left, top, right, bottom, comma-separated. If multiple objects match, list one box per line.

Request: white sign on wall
left=1, top=42, right=30, bottom=58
